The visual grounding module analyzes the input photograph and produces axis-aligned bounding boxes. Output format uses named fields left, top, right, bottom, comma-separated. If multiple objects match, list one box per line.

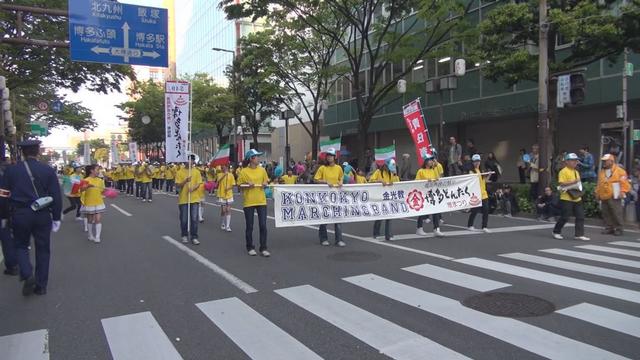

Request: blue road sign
left=69, top=0, right=168, bottom=67
left=51, top=100, right=63, bottom=113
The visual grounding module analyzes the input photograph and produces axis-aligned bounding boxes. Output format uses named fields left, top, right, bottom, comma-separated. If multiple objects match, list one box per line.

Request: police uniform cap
left=17, top=140, right=42, bottom=148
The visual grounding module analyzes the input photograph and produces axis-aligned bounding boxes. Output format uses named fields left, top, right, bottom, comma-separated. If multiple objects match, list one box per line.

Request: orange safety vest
left=595, top=164, right=630, bottom=200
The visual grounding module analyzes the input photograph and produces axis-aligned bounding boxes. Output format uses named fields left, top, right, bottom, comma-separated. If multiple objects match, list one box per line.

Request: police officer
left=1, top=140, right=62, bottom=296
left=0, top=160, right=18, bottom=276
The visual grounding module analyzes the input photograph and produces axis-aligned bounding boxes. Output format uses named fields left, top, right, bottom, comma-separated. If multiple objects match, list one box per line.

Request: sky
left=42, top=0, right=167, bottom=150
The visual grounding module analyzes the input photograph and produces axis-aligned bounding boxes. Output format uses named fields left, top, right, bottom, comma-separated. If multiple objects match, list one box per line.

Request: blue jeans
left=244, top=206, right=268, bottom=251
left=179, top=203, right=199, bottom=239
left=141, top=182, right=152, bottom=200
left=319, top=223, right=342, bottom=243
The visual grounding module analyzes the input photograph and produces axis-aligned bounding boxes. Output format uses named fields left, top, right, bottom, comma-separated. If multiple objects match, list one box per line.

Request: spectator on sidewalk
left=447, top=137, right=463, bottom=176
left=536, top=186, right=561, bottom=221
left=595, top=154, right=630, bottom=236
left=529, top=144, right=541, bottom=200
left=399, top=153, right=412, bottom=181
left=517, top=148, right=528, bottom=184
left=484, top=152, right=501, bottom=183
left=578, top=146, right=597, bottom=183
left=464, top=139, right=478, bottom=157
left=499, top=185, right=517, bottom=217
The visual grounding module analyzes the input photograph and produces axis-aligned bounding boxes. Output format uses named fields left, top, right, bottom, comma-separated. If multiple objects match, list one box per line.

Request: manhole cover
left=327, top=251, right=381, bottom=262
left=461, top=292, right=555, bottom=317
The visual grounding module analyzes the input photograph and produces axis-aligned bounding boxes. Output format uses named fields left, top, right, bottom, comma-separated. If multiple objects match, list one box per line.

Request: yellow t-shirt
left=314, top=164, right=344, bottom=185
left=237, top=166, right=269, bottom=207
left=124, top=166, right=134, bottom=180
left=470, top=168, right=488, bottom=200
left=165, top=167, right=175, bottom=180
left=82, top=177, right=105, bottom=207
left=175, top=167, right=204, bottom=204
left=416, top=167, right=440, bottom=181
left=559, top=167, right=581, bottom=202
left=281, top=175, right=298, bottom=184
left=435, top=162, right=444, bottom=177
left=369, top=169, right=399, bottom=183
left=216, top=172, right=236, bottom=200
left=355, top=175, right=367, bottom=184
left=152, top=168, right=160, bottom=179
left=138, top=165, right=152, bottom=183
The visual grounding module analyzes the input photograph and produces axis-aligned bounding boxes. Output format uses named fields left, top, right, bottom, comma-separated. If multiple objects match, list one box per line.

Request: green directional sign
left=29, top=122, right=48, bottom=136
left=625, top=62, right=634, bottom=77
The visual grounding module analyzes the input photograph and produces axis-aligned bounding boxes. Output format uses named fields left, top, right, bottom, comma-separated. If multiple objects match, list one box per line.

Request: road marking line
left=403, top=263, right=511, bottom=292
left=344, top=274, right=627, bottom=360
left=101, top=311, right=182, bottom=360
left=110, top=204, right=132, bottom=217
left=557, top=303, right=640, bottom=338
left=276, top=284, right=469, bottom=360
left=381, top=224, right=566, bottom=241
left=540, top=248, right=640, bottom=269
left=609, top=241, right=640, bottom=249
left=500, top=252, right=640, bottom=284
left=455, top=257, right=640, bottom=304
left=205, top=202, right=455, bottom=260
left=576, top=245, right=640, bottom=258
left=0, top=329, right=49, bottom=360
left=196, top=297, right=322, bottom=360
left=161, top=236, right=257, bottom=294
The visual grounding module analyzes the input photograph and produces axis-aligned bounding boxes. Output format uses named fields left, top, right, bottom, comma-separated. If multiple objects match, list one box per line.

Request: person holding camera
left=553, top=153, right=589, bottom=241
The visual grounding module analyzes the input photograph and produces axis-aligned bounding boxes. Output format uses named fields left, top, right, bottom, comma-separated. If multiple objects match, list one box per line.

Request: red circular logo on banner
left=469, top=194, right=481, bottom=206
left=406, top=189, right=425, bottom=211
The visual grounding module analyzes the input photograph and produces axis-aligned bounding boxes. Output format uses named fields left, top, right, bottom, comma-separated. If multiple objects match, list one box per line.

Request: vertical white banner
left=128, top=142, right=138, bottom=162
left=111, top=140, right=120, bottom=165
left=165, top=81, right=190, bottom=163
left=557, top=75, right=571, bottom=108
left=83, top=141, right=91, bottom=165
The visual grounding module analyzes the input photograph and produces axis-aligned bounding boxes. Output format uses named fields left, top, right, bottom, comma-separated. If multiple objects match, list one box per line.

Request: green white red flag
left=375, top=144, right=396, bottom=166
left=210, top=144, right=230, bottom=166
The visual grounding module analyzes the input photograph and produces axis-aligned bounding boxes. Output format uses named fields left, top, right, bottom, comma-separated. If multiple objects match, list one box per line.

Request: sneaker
left=3, top=267, right=18, bottom=276
left=574, top=236, right=591, bottom=241
left=148, top=200, right=153, bottom=203
left=434, top=228, right=444, bottom=237
left=482, top=228, right=491, bottom=233
left=613, top=229, right=624, bottom=236
left=199, top=218, right=205, bottom=223
left=468, top=226, right=476, bottom=231
left=425, top=218, right=431, bottom=223
left=221, top=223, right=226, bottom=230
left=75, top=217, right=82, bottom=221
left=93, top=238, right=101, bottom=243
left=22, top=276, right=36, bottom=296
left=142, top=199, right=147, bottom=202
left=192, top=238, right=200, bottom=245
left=33, top=286, right=47, bottom=296
left=261, top=250, right=271, bottom=257
left=88, top=235, right=95, bottom=242
left=321, top=240, right=330, bottom=246
left=248, top=249, right=257, bottom=256
left=439, top=218, right=445, bottom=224
left=504, top=214, right=512, bottom=218
left=181, top=236, right=189, bottom=244
left=336, top=241, right=346, bottom=247
left=552, top=233, right=564, bottom=240
left=225, top=227, right=232, bottom=232
left=416, top=228, right=428, bottom=236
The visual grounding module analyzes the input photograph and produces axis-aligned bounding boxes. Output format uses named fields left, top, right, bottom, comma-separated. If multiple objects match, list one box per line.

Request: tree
left=474, top=0, right=640, bottom=186
left=239, top=14, right=346, bottom=160
left=20, top=82, right=95, bottom=131
left=188, top=73, right=234, bottom=146
left=226, top=41, right=286, bottom=149
left=76, top=138, right=109, bottom=163
left=118, top=80, right=165, bottom=147
left=222, top=0, right=476, bottom=165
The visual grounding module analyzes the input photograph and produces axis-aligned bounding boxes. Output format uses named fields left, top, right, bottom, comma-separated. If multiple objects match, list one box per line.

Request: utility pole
left=623, top=48, right=630, bottom=170
left=537, top=0, right=550, bottom=194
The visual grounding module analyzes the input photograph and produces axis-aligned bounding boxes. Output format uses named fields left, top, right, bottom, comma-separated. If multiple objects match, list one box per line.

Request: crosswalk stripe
left=500, top=252, right=640, bottom=284
left=576, top=245, right=640, bottom=258
left=609, top=241, right=640, bottom=249
left=196, top=298, right=322, bottom=360
left=540, top=248, right=640, bottom=269
left=101, top=311, right=182, bottom=360
left=455, top=258, right=640, bottom=304
left=344, top=274, right=628, bottom=360
left=557, top=303, right=640, bottom=338
left=403, top=263, right=511, bottom=292
left=0, top=329, right=49, bottom=360
left=276, top=285, right=469, bottom=360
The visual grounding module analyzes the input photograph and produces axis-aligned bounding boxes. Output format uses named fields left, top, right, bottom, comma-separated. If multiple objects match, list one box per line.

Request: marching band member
left=416, top=154, right=444, bottom=237
left=370, top=158, right=399, bottom=241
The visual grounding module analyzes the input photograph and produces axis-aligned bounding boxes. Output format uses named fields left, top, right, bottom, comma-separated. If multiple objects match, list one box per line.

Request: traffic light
left=569, top=73, right=586, bottom=105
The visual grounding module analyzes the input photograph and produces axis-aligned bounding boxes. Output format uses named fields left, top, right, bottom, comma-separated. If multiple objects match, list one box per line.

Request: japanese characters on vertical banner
left=128, top=142, right=138, bottom=162
left=165, top=81, right=190, bottom=163
left=110, top=139, right=119, bottom=165
left=403, top=99, right=432, bottom=165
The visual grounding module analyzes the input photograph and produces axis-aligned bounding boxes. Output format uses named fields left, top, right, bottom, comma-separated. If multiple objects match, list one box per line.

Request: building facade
left=324, top=0, right=640, bottom=182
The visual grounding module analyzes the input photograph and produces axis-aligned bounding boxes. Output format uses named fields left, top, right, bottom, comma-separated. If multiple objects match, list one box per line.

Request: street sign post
left=68, top=0, right=168, bottom=67
left=51, top=100, right=63, bottom=113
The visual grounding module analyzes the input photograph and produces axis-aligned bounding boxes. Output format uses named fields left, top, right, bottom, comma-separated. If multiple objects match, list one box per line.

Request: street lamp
left=425, top=58, right=466, bottom=151
left=141, top=115, right=151, bottom=125
left=212, top=47, right=237, bottom=163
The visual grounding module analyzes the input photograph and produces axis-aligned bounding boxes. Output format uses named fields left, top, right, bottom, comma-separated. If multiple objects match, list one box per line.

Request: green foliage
left=511, top=184, right=535, bottom=214
left=118, top=80, right=165, bottom=145
left=474, top=0, right=640, bottom=86
left=185, top=73, right=234, bottom=145
left=582, top=182, right=601, bottom=218
left=511, top=182, right=601, bottom=218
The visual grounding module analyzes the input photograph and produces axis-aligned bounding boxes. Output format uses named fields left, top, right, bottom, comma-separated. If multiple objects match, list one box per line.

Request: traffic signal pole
left=537, top=0, right=550, bottom=193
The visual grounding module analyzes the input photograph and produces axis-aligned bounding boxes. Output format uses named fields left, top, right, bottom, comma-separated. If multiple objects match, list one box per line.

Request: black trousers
left=244, top=206, right=267, bottom=251
left=62, top=196, right=82, bottom=217
left=418, top=214, right=441, bottom=230
left=553, top=200, right=585, bottom=237
left=468, top=199, right=489, bottom=228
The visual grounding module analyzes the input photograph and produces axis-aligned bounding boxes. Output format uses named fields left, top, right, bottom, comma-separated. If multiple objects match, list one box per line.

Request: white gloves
left=52, top=221, right=61, bottom=233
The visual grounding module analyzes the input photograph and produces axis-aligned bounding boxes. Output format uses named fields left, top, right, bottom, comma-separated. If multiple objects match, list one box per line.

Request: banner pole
left=187, top=83, right=193, bottom=237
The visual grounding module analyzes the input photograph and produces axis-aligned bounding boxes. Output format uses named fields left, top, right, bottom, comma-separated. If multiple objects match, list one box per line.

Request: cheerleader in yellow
left=216, top=164, right=236, bottom=231
left=369, top=159, right=399, bottom=240
left=81, top=165, right=106, bottom=243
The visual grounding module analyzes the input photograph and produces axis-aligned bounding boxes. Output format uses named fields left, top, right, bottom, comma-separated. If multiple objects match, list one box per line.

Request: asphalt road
left=1, top=190, right=639, bottom=360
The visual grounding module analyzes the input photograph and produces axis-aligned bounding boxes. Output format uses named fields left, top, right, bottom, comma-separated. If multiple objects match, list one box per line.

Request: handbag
left=566, top=170, right=584, bottom=199
left=24, top=161, right=53, bottom=211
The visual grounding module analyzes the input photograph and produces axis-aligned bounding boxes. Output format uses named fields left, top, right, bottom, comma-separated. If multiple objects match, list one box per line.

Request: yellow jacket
left=595, top=164, right=630, bottom=200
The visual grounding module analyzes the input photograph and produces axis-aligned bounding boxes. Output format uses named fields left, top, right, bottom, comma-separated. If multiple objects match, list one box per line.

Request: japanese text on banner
left=272, top=174, right=482, bottom=227
left=403, top=99, right=432, bottom=164
left=164, top=81, right=190, bottom=163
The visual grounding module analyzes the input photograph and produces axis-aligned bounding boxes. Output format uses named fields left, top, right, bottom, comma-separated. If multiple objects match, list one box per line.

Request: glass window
left=437, top=58, right=451, bottom=77
left=411, top=59, right=425, bottom=83
left=342, top=76, right=351, bottom=100
left=427, top=58, right=436, bottom=79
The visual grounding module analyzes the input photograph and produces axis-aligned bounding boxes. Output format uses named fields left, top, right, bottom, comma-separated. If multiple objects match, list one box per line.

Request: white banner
left=111, top=140, right=119, bottom=165
left=165, top=81, right=190, bottom=163
left=273, top=174, right=482, bottom=227
left=83, top=141, right=91, bottom=165
left=557, top=75, right=571, bottom=108
left=128, top=142, right=138, bottom=162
